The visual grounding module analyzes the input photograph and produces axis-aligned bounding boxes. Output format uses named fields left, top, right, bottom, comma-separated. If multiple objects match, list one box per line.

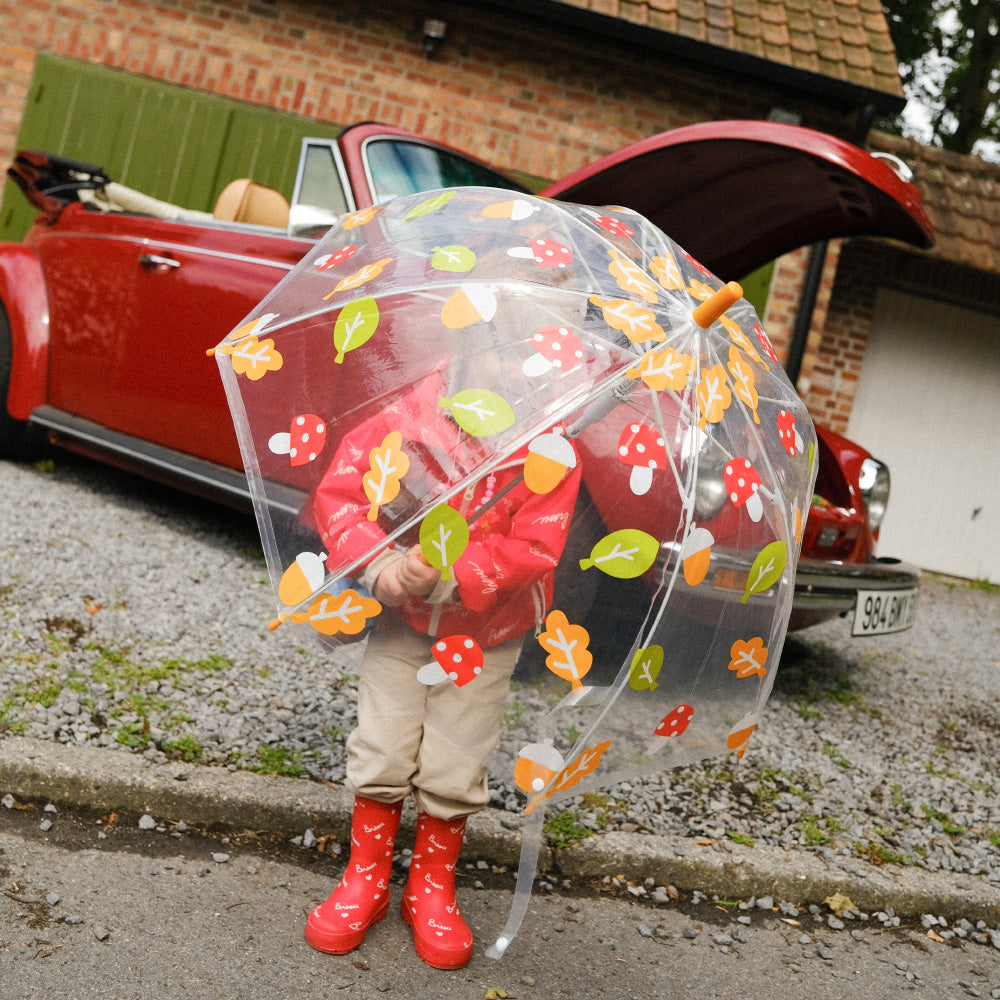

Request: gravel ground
left=3, top=451, right=1000, bottom=917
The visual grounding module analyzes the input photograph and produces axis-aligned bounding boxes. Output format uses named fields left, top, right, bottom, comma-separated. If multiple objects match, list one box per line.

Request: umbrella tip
left=692, top=281, right=743, bottom=328
left=206, top=348, right=217, bottom=357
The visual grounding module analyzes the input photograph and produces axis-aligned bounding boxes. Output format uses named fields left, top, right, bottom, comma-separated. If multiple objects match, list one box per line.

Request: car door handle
left=139, top=253, right=181, bottom=270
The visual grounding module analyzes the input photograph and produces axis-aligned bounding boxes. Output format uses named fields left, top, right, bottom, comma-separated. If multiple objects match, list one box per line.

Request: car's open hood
left=541, top=120, right=934, bottom=279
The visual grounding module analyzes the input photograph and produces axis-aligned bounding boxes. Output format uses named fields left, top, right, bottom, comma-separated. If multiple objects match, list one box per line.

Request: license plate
left=852, top=588, right=918, bottom=636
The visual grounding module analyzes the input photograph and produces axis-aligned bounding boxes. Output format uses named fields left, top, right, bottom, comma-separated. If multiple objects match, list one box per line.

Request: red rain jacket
left=311, top=371, right=581, bottom=648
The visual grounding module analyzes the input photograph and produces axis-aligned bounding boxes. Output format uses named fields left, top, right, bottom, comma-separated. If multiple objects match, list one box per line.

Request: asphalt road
left=3, top=801, right=999, bottom=1000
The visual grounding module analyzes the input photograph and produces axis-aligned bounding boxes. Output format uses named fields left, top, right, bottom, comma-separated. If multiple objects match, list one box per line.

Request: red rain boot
left=305, top=796, right=403, bottom=954
left=401, top=813, right=473, bottom=969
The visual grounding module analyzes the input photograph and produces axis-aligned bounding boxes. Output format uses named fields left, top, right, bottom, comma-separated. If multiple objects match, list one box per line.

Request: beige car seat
left=213, top=178, right=290, bottom=228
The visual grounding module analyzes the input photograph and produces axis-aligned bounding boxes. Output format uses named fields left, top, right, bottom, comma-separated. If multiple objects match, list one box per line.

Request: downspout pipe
left=786, top=103, right=880, bottom=387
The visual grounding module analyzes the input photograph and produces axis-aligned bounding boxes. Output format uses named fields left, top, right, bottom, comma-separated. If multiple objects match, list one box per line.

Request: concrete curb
left=3, top=736, right=999, bottom=927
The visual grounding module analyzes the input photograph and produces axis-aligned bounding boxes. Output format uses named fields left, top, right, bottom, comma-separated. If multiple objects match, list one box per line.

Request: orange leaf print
left=627, top=346, right=695, bottom=392
left=291, top=589, right=382, bottom=636
left=687, top=278, right=715, bottom=303
left=524, top=739, right=612, bottom=815
left=362, top=431, right=410, bottom=521
left=228, top=335, right=283, bottom=381
left=728, top=637, right=769, bottom=679
left=696, top=363, right=732, bottom=430
left=607, top=249, right=659, bottom=303
left=724, top=318, right=767, bottom=368
left=341, top=206, right=380, bottom=229
left=327, top=257, right=393, bottom=296
left=649, top=252, right=683, bottom=290
left=551, top=740, right=612, bottom=794
left=727, top=346, right=760, bottom=423
left=589, top=295, right=665, bottom=344
left=538, top=610, right=592, bottom=689
left=727, top=724, right=756, bottom=759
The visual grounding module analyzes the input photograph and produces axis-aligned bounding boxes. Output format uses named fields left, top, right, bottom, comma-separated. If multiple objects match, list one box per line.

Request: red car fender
left=0, top=243, right=49, bottom=421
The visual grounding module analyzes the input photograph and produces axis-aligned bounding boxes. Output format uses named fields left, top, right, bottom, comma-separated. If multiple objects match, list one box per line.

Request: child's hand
left=398, top=546, right=441, bottom=596
left=374, top=548, right=440, bottom=606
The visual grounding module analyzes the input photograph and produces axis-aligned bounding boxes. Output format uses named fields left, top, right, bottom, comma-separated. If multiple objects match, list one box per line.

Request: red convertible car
left=0, top=120, right=931, bottom=634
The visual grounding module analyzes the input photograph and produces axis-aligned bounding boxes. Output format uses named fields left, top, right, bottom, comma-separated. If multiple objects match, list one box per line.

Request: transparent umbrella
left=212, top=185, right=817, bottom=958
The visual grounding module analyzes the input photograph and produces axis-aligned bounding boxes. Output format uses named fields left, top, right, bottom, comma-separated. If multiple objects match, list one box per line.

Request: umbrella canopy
left=213, top=186, right=817, bottom=957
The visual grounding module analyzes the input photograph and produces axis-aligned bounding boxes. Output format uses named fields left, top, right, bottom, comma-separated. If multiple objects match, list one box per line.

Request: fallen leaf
left=780, top=917, right=802, bottom=927
left=485, top=990, right=513, bottom=1000
left=823, top=891, right=856, bottom=917
left=696, top=838, right=718, bottom=846
left=926, top=929, right=946, bottom=943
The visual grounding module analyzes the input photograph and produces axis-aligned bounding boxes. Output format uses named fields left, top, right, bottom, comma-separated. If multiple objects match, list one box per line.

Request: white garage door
left=847, top=288, right=1000, bottom=584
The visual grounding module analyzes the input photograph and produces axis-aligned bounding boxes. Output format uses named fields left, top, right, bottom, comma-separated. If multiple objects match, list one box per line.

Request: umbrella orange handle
left=692, top=280, right=743, bottom=328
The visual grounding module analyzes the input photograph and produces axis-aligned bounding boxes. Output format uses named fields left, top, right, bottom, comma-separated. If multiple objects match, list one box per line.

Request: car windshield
left=364, top=139, right=528, bottom=203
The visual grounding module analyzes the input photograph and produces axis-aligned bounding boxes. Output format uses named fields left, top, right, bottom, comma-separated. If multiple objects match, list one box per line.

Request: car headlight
left=859, top=457, right=890, bottom=534
left=693, top=461, right=729, bottom=520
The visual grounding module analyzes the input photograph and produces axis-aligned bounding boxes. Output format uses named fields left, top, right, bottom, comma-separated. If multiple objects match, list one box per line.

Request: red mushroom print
left=725, top=457, right=763, bottom=522
left=654, top=704, right=694, bottom=738
left=522, top=325, right=585, bottom=377
left=617, top=422, right=668, bottom=496
left=508, top=239, right=573, bottom=269
left=268, top=413, right=328, bottom=466
left=592, top=214, right=634, bottom=238
left=315, top=245, right=358, bottom=270
left=755, top=322, right=780, bottom=364
left=416, top=635, right=484, bottom=687
left=776, top=410, right=804, bottom=457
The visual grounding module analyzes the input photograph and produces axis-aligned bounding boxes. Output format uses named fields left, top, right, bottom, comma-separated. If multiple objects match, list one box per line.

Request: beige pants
left=346, top=621, right=522, bottom=820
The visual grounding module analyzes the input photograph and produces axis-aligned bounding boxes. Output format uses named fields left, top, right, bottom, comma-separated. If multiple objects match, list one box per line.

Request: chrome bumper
left=791, top=556, right=921, bottom=626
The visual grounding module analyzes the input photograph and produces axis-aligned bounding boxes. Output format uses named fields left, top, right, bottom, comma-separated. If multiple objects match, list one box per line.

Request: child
left=303, top=363, right=581, bottom=969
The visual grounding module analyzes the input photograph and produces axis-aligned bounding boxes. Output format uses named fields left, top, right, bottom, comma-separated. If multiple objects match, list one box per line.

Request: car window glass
left=365, top=140, right=526, bottom=202
left=297, top=143, right=350, bottom=216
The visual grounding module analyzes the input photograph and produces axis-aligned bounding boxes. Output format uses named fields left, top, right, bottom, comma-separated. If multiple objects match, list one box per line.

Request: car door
left=118, top=219, right=311, bottom=468
left=40, top=206, right=310, bottom=469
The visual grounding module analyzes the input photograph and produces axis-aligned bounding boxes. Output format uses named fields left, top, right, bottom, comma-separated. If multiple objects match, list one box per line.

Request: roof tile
left=549, top=0, right=902, bottom=95
left=870, top=132, right=1000, bottom=275
left=559, top=0, right=903, bottom=96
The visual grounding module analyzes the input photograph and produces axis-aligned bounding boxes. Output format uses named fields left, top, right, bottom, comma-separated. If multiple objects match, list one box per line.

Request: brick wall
left=798, top=245, right=875, bottom=433
left=0, top=0, right=810, bottom=180
left=761, top=239, right=844, bottom=411
left=0, top=0, right=867, bottom=408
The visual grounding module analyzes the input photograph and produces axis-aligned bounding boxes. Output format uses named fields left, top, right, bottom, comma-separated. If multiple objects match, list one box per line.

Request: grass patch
left=544, top=809, right=590, bottom=850
left=752, top=766, right=814, bottom=810
left=921, top=805, right=968, bottom=837
left=822, top=742, right=853, bottom=771
left=797, top=815, right=834, bottom=847
left=890, top=783, right=913, bottom=813
left=0, top=642, right=235, bottom=754
left=542, top=793, right=621, bottom=849
left=163, top=734, right=204, bottom=763
left=857, top=841, right=913, bottom=866
left=247, top=744, right=305, bottom=778
left=114, top=719, right=152, bottom=750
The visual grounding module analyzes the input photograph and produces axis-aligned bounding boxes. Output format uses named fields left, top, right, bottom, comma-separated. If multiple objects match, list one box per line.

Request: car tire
left=0, top=302, right=42, bottom=459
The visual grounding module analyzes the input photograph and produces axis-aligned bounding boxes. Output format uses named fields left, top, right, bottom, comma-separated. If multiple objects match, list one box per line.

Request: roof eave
left=484, top=0, right=907, bottom=117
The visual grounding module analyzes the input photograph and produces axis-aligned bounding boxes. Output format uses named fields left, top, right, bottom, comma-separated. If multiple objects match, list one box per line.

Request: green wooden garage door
left=0, top=54, right=343, bottom=242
